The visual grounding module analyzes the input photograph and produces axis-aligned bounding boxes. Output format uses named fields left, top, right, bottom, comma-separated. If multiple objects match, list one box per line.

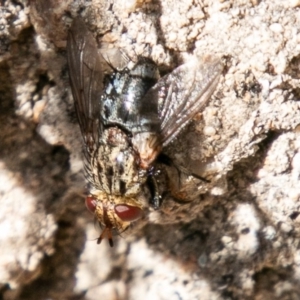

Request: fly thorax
left=100, top=58, right=159, bottom=133
left=91, top=127, right=146, bottom=196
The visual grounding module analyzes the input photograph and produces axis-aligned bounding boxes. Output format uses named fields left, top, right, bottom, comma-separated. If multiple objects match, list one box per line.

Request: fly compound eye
left=114, top=204, right=143, bottom=222
left=85, top=195, right=97, bottom=213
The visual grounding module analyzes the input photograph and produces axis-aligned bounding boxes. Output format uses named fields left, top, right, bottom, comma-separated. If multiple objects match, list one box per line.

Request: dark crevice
left=253, top=266, right=294, bottom=291
left=34, top=73, right=56, bottom=95
left=289, top=212, right=299, bottom=220
left=227, top=130, right=281, bottom=188
left=19, top=189, right=87, bottom=300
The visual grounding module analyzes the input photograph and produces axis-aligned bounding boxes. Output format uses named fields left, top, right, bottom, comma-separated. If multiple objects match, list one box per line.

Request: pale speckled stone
left=270, top=23, right=283, bottom=33
left=262, top=226, right=276, bottom=240
left=221, top=235, right=233, bottom=245
left=289, top=0, right=300, bottom=7
left=0, top=165, right=56, bottom=288
left=203, top=126, right=217, bottom=136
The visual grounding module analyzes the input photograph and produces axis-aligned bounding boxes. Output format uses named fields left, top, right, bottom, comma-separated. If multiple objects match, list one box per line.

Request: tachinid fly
left=67, top=17, right=223, bottom=246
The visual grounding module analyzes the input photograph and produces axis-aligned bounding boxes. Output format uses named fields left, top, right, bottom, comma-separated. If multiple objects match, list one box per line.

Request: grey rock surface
left=1, top=0, right=300, bottom=299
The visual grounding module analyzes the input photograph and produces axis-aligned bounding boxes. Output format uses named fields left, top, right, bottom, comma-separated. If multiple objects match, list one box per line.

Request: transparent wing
left=67, top=17, right=103, bottom=153
left=99, top=46, right=130, bottom=71
left=143, top=57, right=223, bottom=146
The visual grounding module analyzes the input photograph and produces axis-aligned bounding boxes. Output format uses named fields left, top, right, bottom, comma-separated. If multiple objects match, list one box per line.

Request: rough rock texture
left=1, top=0, right=300, bottom=299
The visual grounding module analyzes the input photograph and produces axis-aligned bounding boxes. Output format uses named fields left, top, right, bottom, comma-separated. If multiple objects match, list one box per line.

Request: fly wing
left=143, top=57, right=223, bottom=146
left=99, top=46, right=130, bottom=71
left=67, top=17, right=103, bottom=153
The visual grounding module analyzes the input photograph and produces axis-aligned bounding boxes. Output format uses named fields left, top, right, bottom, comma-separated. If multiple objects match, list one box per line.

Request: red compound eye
left=114, top=204, right=143, bottom=222
left=85, top=195, right=97, bottom=213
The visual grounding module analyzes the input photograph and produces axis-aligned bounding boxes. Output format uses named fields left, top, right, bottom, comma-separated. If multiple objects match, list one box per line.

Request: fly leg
left=146, top=168, right=162, bottom=210
left=156, top=153, right=211, bottom=202
left=157, top=153, right=210, bottom=187
left=147, top=154, right=210, bottom=209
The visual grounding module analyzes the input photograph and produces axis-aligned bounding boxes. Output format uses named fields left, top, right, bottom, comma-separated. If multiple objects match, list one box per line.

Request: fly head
left=85, top=192, right=144, bottom=247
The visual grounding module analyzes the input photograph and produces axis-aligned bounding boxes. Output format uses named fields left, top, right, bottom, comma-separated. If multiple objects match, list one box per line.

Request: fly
left=67, top=17, right=223, bottom=247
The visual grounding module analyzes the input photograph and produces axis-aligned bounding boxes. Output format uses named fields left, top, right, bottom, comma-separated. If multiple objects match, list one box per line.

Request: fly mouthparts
left=97, top=227, right=114, bottom=247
